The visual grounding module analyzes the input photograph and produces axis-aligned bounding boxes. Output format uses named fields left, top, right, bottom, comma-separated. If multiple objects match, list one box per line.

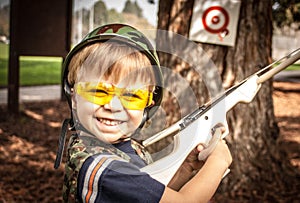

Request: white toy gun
left=140, top=48, right=300, bottom=185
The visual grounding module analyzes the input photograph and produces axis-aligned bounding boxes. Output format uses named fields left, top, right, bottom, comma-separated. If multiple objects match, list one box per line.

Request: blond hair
left=68, top=42, right=156, bottom=87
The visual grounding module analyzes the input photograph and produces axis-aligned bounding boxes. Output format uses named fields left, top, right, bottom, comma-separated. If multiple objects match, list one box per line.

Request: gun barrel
left=142, top=122, right=181, bottom=147
left=257, top=48, right=300, bottom=84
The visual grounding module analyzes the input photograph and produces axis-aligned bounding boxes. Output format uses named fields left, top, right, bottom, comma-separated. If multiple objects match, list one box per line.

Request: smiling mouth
left=97, top=118, right=124, bottom=126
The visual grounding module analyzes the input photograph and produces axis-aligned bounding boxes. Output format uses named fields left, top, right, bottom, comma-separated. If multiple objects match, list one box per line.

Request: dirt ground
left=0, top=81, right=299, bottom=202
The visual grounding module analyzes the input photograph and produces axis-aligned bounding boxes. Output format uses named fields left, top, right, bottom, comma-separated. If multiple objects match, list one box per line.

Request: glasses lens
left=120, top=89, right=153, bottom=110
left=75, top=82, right=112, bottom=105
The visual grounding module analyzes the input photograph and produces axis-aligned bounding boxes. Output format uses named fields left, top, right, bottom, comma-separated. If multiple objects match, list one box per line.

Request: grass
left=286, top=63, right=300, bottom=70
left=0, top=43, right=299, bottom=87
left=0, top=43, right=63, bottom=87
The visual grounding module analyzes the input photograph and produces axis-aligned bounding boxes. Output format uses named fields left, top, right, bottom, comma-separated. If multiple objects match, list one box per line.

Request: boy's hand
left=183, top=144, right=206, bottom=173
left=207, top=139, right=232, bottom=169
left=168, top=126, right=232, bottom=191
left=167, top=144, right=205, bottom=190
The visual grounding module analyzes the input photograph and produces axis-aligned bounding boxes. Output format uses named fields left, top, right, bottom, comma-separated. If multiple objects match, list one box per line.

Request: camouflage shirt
left=63, top=133, right=154, bottom=202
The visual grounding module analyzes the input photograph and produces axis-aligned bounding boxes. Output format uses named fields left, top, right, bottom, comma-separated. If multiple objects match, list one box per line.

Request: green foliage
left=107, top=9, right=125, bottom=23
left=123, top=0, right=143, bottom=18
left=273, top=0, right=300, bottom=27
left=94, top=0, right=108, bottom=26
left=74, top=0, right=149, bottom=39
left=0, top=5, right=9, bottom=37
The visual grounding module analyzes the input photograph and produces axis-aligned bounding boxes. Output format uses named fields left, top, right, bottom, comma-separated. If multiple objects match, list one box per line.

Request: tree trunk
left=153, top=0, right=300, bottom=201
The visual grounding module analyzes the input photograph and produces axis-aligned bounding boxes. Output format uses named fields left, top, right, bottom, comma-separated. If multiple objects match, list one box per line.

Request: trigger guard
left=198, top=128, right=222, bottom=160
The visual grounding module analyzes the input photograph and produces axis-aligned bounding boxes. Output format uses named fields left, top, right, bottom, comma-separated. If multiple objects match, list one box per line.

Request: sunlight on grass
left=19, top=56, right=63, bottom=86
left=0, top=43, right=8, bottom=59
left=20, top=56, right=63, bottom=62
left=286, top=63, right=300, bottom=71
left=0, top=56, right=63, bottom=86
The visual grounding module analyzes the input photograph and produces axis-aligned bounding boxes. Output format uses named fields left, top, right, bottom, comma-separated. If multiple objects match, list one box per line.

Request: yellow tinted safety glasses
left=74, top=82, right=153, bottom=110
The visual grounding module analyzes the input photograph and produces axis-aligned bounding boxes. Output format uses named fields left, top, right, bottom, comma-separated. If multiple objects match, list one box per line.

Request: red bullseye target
left=202, top=6, right=229, bottom=34
left=212, top=16, right=220, bottom=24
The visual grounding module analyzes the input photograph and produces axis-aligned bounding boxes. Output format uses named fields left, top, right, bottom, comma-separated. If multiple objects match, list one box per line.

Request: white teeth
left=98, top=118, right=122, bottom=126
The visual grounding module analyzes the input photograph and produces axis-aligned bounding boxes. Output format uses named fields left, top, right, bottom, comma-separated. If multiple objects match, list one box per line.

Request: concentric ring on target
left=202, top=6, right=229, bottom=34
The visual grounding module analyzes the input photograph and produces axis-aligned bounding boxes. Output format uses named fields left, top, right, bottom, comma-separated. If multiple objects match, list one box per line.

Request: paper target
left=202, top=6, right=229, bottom=34
left=189, top=0, right=241, bottom=46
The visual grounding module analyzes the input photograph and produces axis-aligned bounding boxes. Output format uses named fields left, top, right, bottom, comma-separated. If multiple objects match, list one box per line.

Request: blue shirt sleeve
left=77, top=154, right=165, bottom=203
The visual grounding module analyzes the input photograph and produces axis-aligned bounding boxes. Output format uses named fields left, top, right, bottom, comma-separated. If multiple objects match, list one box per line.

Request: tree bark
left=152, top=0, right=300, bottom=201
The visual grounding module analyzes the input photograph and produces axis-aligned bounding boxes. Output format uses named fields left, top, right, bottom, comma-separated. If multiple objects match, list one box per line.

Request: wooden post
left=7, top=0, right=72, bottom=113
left=8, top=0, right=19, bottom=114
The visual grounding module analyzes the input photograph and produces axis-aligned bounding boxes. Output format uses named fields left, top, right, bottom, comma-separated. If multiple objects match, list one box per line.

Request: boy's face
left=72, top=76, right=152, bottom=144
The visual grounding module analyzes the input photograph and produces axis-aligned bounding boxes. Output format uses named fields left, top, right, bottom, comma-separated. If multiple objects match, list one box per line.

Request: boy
left=55, top=23, right=232, bottom=202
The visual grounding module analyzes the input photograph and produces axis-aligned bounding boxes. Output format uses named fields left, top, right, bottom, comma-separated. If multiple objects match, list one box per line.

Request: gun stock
left=140, top=48, right=300, bottom=185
